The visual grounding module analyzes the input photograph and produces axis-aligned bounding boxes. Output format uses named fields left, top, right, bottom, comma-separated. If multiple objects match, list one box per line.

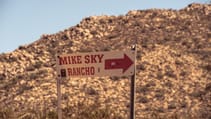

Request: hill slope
left=0, top=3, right=210, bottom=119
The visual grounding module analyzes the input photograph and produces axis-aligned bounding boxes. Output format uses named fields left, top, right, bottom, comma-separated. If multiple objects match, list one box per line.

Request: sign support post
left=56, top=50, right=136, bottom=119
left=57, top=77, right=62, bottom=119
left=130, top=44, right=136, bottom=119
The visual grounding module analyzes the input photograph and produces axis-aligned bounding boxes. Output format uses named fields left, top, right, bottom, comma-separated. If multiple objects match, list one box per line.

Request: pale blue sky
left=0, top=0, right=206, bottom=53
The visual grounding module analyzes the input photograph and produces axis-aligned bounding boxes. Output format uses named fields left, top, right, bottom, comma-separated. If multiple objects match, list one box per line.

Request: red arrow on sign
left=105, top=54, right=134, bottom=73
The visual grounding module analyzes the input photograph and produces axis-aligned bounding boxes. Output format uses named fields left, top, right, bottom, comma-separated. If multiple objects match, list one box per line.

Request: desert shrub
left=137, top=85, right=150, bottom=93
left=0, top=73, right=6, bottom=80
left=205, top=82, right=211, bottom=91
left=26, top=65, right=35, bottom=71
left=0, top=106, right=14, bottom=119
left=17, top=84, right=33, bottom=95
left=110, top=76, right=120, bottom=81
left=18, top=45, right=27, bottom=50
left=46, top=111, right=57, bottom=119
left=138, top=96, right=149, bottom=103
left=29, top=72, right=39, bottom=79
left=34, top=61, right=43, bottom=69
left=72, top=103, right=123, bottom=119
left=38, top=69, right=48, bottom=76
left=85, top=87, right=99, bottom=95
left=203, top=64, right=211, bottom=71
left=0, top=53, right=7, bottom=62
left=0, top=101, right=123, bottom=119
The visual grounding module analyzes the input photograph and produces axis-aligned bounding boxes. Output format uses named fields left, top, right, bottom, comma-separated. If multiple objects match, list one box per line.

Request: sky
left=0, top=0, right=207, bottom=53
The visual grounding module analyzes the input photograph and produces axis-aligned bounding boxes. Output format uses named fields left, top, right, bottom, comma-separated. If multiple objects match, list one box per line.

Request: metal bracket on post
left=130, top=44, right=136, bottom=119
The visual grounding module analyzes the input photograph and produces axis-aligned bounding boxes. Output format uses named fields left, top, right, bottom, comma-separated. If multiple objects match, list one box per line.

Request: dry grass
left=1, top=103, right=208, bottom=119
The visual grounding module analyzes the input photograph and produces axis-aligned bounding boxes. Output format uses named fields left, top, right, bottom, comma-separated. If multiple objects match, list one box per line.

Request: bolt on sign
left=56, top=50, right=135, bottom=78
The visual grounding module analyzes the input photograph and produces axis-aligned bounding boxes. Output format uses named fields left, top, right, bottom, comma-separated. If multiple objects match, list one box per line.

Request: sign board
left=56, top=50, right=135, bottom=78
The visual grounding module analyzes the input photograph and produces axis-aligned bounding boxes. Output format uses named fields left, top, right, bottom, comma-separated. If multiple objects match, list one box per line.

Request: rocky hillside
left=0, top=3, right=210, bottom=119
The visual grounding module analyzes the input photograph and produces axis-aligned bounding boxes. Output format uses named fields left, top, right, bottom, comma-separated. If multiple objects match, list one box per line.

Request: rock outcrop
left=0, top=3, right=210, bottom=119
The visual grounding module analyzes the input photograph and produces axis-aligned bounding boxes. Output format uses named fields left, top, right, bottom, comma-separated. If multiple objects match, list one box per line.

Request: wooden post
left=57, top=77, right=62, bottom=119
left=130, top=45, right=136, bottom=119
